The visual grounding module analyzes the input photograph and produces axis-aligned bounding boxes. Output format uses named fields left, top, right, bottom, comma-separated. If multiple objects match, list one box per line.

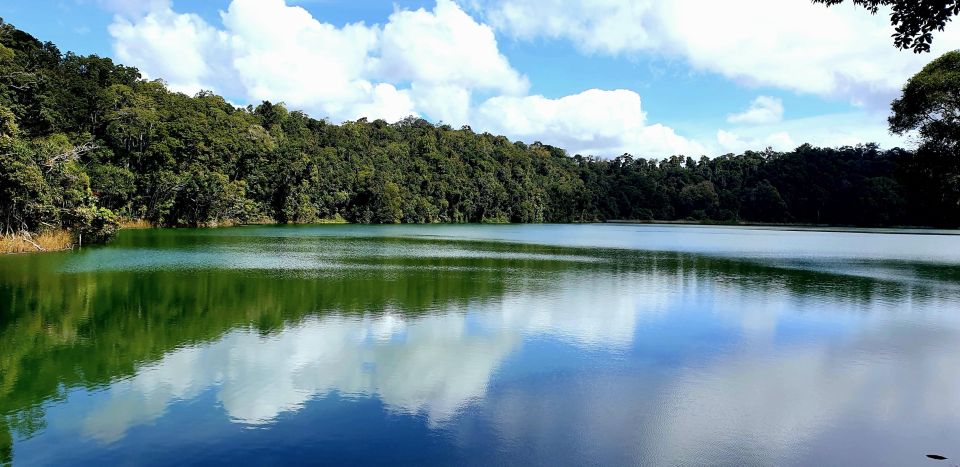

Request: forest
left=1, top=17, right=958, bottom=251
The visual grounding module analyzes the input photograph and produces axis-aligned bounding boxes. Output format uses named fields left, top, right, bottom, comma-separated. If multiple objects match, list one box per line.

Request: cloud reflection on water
left=78, top=266, right=665, bottom=442
left=7, top=225, right=960, bottom=466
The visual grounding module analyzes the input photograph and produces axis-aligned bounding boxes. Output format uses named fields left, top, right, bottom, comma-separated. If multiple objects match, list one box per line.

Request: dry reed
left=119, top=218, right=153, bottom=229
left=1, top=230, right=75, bottom=254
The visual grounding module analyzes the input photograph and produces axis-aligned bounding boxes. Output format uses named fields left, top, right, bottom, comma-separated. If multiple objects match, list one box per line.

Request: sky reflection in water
left=1, top=224, right=959, bottom=466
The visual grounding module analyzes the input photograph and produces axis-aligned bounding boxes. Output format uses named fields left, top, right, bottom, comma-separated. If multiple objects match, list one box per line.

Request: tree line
left=1, top=18, right=958, bottom=243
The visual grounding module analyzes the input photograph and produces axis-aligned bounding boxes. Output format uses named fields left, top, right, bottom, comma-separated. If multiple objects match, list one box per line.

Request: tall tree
left=889, top=50, right=960, bottom=150
left=890, top=50, right=960, bottom=224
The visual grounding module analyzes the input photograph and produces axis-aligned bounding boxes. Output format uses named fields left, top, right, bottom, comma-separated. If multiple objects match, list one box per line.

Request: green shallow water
left=1, top=224, right=959, bottom=466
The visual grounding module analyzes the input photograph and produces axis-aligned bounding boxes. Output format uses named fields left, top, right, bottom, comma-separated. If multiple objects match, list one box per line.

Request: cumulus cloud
left=221, top=0, right=393, bottom=119
left=479, top=0, right=660, bottom=54
left=109, top=0, right=411, bottom=121
left=108, top=7, right=230, bottom=95
left=409, top=83, right=472, bottom=126
left=714, top=110, right=906, bottom=154
left=377, top=0, right=528, bottom=95
left=727, top=96, right=784, bottom=125
left=475, top=89, right=705, bottom=156
left=717, top=130, right=795, bottom=153
left=108, top=0, right=917, bottom=157
left=468, top=0, right=960, bottom=107
left=107, top=0, right=700, bottom=157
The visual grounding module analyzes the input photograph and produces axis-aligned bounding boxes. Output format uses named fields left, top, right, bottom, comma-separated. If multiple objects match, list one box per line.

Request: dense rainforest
left=1, top=18, right=958, bottom=248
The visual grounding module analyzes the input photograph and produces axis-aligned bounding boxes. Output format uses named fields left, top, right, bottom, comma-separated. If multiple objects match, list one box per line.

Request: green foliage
left=70, top=206, right=119, bottom=244
left=889, top=50, right=960, bottom=225
left=679, top=181, right=720, bottom=219
left=154, top=167, right=257, bottom=227
left=88, top=163, right=135, bottom=212
left=890, top=50, right=960, bottom=149
left=0, top=105, right=16, bottom=138
left=374, top=181, right=404, bottom=224
left=0, top=43, right=13, bottom=62
left=812, top=0, right=960, bottom=53
left=1, top=17, right=959, bottom=239
left=743, top=180, right=790, bottom=223
left=0, top=140, right=54, bottom=233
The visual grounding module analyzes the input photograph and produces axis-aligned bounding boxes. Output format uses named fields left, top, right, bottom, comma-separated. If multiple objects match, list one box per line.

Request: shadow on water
left=0, top=227, right=959, bottom=464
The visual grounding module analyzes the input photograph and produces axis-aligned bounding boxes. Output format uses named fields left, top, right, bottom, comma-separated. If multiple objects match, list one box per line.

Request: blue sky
left=2, top=0, right=955, bottom=156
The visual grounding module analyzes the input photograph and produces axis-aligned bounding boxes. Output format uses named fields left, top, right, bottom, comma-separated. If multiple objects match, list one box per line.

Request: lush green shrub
left=71, top=206, right=119, bottom=245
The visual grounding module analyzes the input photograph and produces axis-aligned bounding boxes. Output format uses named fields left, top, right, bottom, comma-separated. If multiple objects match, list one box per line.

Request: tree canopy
left=890, top=50, right=960, bottom=150
left=813, top=0, right=960, bottom=52
left=1, top=17, right=959, bottom=238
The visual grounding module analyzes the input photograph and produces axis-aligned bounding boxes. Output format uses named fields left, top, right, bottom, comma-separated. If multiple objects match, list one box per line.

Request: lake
left=2, top=224, right=959, bottom=466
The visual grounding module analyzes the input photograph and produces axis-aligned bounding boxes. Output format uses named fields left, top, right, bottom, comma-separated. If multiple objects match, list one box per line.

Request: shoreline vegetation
left=8, top=217, right=956, bottom=255
left=1, top=213, right=356, bottom=254
left=2, top=19, right=959, bottom=256
left=119, top=218, right=153, bottom=229
left=0, top=230, right=73, bottom=254
left=1, top=215, right=353, bottom=254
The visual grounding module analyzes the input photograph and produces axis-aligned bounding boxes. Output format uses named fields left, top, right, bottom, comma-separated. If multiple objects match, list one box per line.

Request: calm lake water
left=2, top=224, right=960, bottom=466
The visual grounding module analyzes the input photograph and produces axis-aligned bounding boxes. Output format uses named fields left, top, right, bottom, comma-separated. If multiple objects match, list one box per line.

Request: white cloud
left=480, top=0, right=660, bottom=54
left=220, top=0, right=390, bottom=119
left=107, top=0, right=526, bottom=122
left=410, top=83, right=472, bottom=126
left=107, top=0, right=445, bottom=122
left=108, top=8, right=230, bottom=95
left=714, top=110, right=907, bottom=154
left=469, top=0, right=960, bottom=107
left=727, top=96, right=784, bottom=125
left=107, top=0, right=702, bottom=157
left=475, top=89, right=705, bottom=156
left=378, top=0, right=528, bottom=95
left=350, top=83, right=418, bottom=122
left=717, top=129, right=794, bottom=153
left=110, top=0, right=921, bottom=157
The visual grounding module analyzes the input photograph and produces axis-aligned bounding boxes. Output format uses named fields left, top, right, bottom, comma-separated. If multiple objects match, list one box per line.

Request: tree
left=374, top=181, right=403, bottom=224
left=813, top=0, right=960, bottom=53
left=889, top=50, right=960, bottom=151
left=888, top=51, right=960, bottom=226
left=679, top=181, right=719, bottom=219
left=0, top=145, right=54, bottom=233
left=71, top=206, right=119, bottom=244
left=744, top=180, right=790, bottom=223
left=88, top=163, right=136, bottom=212
left=5, top=15, right=960, bottom=240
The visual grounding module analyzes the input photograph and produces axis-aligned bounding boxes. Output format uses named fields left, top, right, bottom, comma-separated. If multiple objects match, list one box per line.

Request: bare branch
left=44, top=141, right=99, bottom=171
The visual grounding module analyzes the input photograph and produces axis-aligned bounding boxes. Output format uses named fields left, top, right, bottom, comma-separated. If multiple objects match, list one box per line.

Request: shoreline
left=6, top=219, right=957, bottom=255
left=0, top=230, right=75, bottom=255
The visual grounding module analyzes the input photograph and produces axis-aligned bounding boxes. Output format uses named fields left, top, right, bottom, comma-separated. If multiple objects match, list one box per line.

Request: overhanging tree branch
left=813, top=0, right=960, bottom=53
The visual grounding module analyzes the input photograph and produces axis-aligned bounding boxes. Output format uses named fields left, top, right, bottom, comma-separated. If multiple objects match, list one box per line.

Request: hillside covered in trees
left=1, top=18, right=958, bottom=246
